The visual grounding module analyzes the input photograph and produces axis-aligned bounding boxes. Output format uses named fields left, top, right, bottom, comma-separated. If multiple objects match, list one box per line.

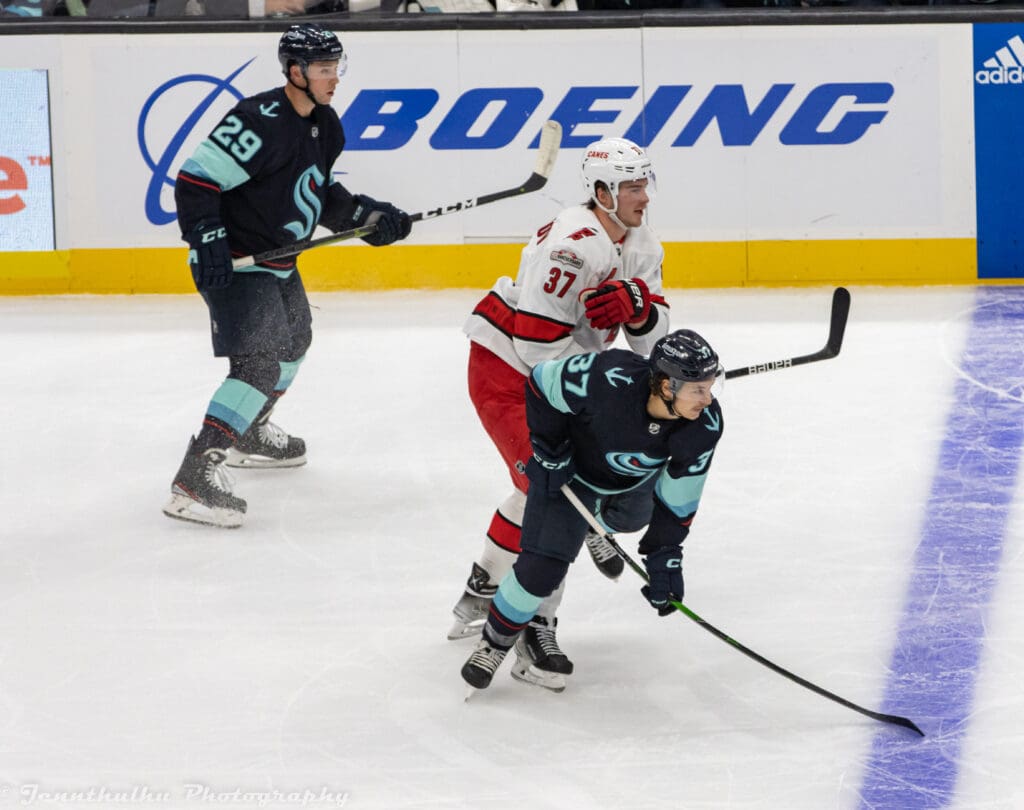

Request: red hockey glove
left=583, top=278, right=651, bottom=329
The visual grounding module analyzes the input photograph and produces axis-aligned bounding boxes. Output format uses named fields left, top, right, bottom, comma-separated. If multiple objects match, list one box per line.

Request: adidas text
left=976, top=67, right=1024, bottom=85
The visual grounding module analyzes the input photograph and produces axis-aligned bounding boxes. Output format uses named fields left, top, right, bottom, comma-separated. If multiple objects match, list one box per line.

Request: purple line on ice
left=857, top=287, right=1024, bottom=809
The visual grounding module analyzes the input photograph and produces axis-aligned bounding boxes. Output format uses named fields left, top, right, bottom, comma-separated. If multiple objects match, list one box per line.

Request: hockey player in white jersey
left=451, top=137, right=671, bottom=691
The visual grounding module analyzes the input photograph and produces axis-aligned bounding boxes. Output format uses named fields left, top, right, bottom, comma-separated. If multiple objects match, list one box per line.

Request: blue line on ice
left=858, top=287, right=1024, bottom=808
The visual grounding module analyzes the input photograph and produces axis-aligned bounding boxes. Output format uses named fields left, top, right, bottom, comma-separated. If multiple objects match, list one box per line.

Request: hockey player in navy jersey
left=461, top=329, right=724, bottom=693
left=449, top=138, right=671, bottom=689
left=163, top=23, right=411, bottom=528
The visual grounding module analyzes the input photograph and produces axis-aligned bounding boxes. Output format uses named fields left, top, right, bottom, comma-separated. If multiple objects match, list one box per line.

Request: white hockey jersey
left=464, top=205, right=670, bottom=375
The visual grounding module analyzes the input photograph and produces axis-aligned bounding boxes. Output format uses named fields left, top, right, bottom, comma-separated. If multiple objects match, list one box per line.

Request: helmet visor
left=305, top=54, right=348, bottom=80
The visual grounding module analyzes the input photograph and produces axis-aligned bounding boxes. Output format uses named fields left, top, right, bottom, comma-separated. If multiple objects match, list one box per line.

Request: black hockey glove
left=185, top=219, right=233, bottom=291
left=350, top=194, right=412, bottom=247
left=641, top=546, right=683, bottom=616
left=525, top=436, right=575, bottom=494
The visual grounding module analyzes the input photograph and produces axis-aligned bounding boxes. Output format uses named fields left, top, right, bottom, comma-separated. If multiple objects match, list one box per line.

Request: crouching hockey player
left=449, top=138, right=671, bottom=686
left=460, top=329, right=724, bottom=694
left=162, top=23, right=411, bottom=528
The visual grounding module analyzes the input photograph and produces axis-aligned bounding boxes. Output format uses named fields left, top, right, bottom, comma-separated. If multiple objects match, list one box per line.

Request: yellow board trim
left=0, top=238, right=992, bottom=295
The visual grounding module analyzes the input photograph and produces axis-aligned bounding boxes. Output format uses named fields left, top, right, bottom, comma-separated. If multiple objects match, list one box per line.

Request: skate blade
left=162, top=493, right=244, bottom=529
left=224, top=449, right=307, bottom=469
left=510, top=660, right=567, bottom=693
left=447, top=619, right=484, bottom=641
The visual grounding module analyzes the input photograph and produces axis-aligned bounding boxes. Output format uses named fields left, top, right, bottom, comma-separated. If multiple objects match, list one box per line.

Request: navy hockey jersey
left=527, top=349, right=724, bottom=550
left=174, top=87, right=353, bottom=275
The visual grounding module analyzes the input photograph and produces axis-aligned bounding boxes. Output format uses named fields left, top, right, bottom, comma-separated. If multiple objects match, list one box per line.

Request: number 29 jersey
left=175, top=87, right=346, bottom=274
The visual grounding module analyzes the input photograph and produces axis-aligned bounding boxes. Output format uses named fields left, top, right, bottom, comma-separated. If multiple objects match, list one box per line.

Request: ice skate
left=461, top=638, right=509, bottom=697
left=226, top=414, right=306, bottom=469
left=510, top=615, right=573, bottom=693
left=447, top=562, right=497, bottom=640
left=163, top=439, right=246, bottom=528
left=584, top=529, right=624, bottom=580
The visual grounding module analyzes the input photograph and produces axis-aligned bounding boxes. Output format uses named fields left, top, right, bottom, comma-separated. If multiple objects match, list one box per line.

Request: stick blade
left=826, top=286, right=851, bottom=357
left=533, top=120, right=562, bottom=180
left=874, top=711, right=925, bottom=737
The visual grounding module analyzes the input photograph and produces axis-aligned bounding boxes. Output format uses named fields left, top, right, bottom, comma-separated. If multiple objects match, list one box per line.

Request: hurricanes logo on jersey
left=284, top=164, right=325, bottom=240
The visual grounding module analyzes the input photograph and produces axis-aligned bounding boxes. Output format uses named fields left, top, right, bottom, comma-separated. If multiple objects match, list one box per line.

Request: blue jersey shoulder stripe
left=655, top=469, right=709, bottom=518
left=531, top=358, right=576, bottom=414
left=186, top=140, right=252, bottom=193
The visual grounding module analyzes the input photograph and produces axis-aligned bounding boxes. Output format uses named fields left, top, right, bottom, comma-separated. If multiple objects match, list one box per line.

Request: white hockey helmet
left=580, top=138, right=654, bottom=208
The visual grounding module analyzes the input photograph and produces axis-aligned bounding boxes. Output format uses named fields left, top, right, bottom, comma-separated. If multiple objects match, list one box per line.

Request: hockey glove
left=641, top=546, right=683, bottom=617
left=185, top=220, right=233, bottom=291
left=583, top=278, right=651, bottom=330
left=525, top=436, right=575, bottom=494
left=350, top=194, right=412, bottom=247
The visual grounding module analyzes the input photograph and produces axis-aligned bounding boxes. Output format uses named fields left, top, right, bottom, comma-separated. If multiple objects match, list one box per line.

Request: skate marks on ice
left=858, top=286, right=1024, bottom=809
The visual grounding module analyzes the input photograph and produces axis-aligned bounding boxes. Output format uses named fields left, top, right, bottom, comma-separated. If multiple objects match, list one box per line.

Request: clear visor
left=306, top=54, right=348, bottom=80
left=671, top=365, right=724, bottom=402
left=617, top=173, right=656, bottom=199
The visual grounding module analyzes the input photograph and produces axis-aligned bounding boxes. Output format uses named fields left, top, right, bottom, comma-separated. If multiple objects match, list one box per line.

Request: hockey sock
left=274, top=356, right=304, bottom=394
left=535, top=578, right=566, bottom=622
left=485, top=571, right=544, bottom=650
left=477, top=542, right=518, bottom=590
left=196, top=378, right=268, bottom=452
left=484, top=489, right=527, bottom=553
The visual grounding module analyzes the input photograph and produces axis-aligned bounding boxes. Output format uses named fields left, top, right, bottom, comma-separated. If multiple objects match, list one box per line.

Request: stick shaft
left=233, top=120, right=562, bottom=270
left=560, top=484, right=923, bottom=736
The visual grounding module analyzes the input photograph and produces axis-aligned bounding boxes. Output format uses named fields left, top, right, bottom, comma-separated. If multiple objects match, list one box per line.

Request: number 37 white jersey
left=463, top=204, right=670, bottom=375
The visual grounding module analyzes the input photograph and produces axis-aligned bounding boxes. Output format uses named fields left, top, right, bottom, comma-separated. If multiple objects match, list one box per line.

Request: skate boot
left=511, top=615, right=573, bottom=693
left=447, top=562, right=497, bottom=641
left=461, top=638, right=509, bottom=693
left=163, top=439, right=246, bottom=528
left=585, top=529, right=624, bottom=580
left=226, top=413, right=306, bottom=469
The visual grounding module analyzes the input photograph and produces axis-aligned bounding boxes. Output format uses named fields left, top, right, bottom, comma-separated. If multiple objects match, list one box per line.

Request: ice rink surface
left=1, top=285, right=1022, bottom=810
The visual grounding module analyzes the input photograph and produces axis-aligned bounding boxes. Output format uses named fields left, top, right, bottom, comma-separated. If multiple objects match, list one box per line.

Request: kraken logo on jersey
left=284, top=164, right=326, bottom=240
left=607, top=452, right=666, bottom=478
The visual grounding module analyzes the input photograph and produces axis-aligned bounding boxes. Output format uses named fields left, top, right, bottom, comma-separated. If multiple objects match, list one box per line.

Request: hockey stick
left=233, top=120, right=563, bottom=270
left=560, top=484, right=924, bottom=736
left=723, top=287, right=851, bottom=380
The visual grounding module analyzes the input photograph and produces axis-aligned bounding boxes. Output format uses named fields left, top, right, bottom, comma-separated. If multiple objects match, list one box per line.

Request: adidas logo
left=976, top=34, right=1024, bottom=84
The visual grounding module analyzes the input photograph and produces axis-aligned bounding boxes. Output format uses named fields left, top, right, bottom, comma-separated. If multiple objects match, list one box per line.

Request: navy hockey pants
left=519, top=477, right=657, bottom=566
left=200, top=269, right=312, bottom=362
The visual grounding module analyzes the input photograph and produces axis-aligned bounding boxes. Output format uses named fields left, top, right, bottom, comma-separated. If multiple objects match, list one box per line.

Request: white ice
left=1, top=286, right=1021, bottom=809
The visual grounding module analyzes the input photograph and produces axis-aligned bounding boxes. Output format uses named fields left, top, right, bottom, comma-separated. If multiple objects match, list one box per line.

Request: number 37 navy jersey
left=526, top=348, right=724, bottom=550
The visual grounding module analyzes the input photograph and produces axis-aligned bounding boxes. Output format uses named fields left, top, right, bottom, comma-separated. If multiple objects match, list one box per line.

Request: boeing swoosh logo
left=137, top=59, right=255, bottom=226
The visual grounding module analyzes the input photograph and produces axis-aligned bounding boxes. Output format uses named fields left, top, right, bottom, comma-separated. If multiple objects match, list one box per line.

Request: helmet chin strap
left=660, top=382, right=681, bottom=418
left=594, top=193, right=630, bottom=231
left=287, top=65, right=320, bottom=106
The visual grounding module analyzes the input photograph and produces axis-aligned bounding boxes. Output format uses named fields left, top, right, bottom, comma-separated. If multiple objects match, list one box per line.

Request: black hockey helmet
left=650, top=329, right=722, bottom=394
left=278, top=23, right=345, bottom=76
